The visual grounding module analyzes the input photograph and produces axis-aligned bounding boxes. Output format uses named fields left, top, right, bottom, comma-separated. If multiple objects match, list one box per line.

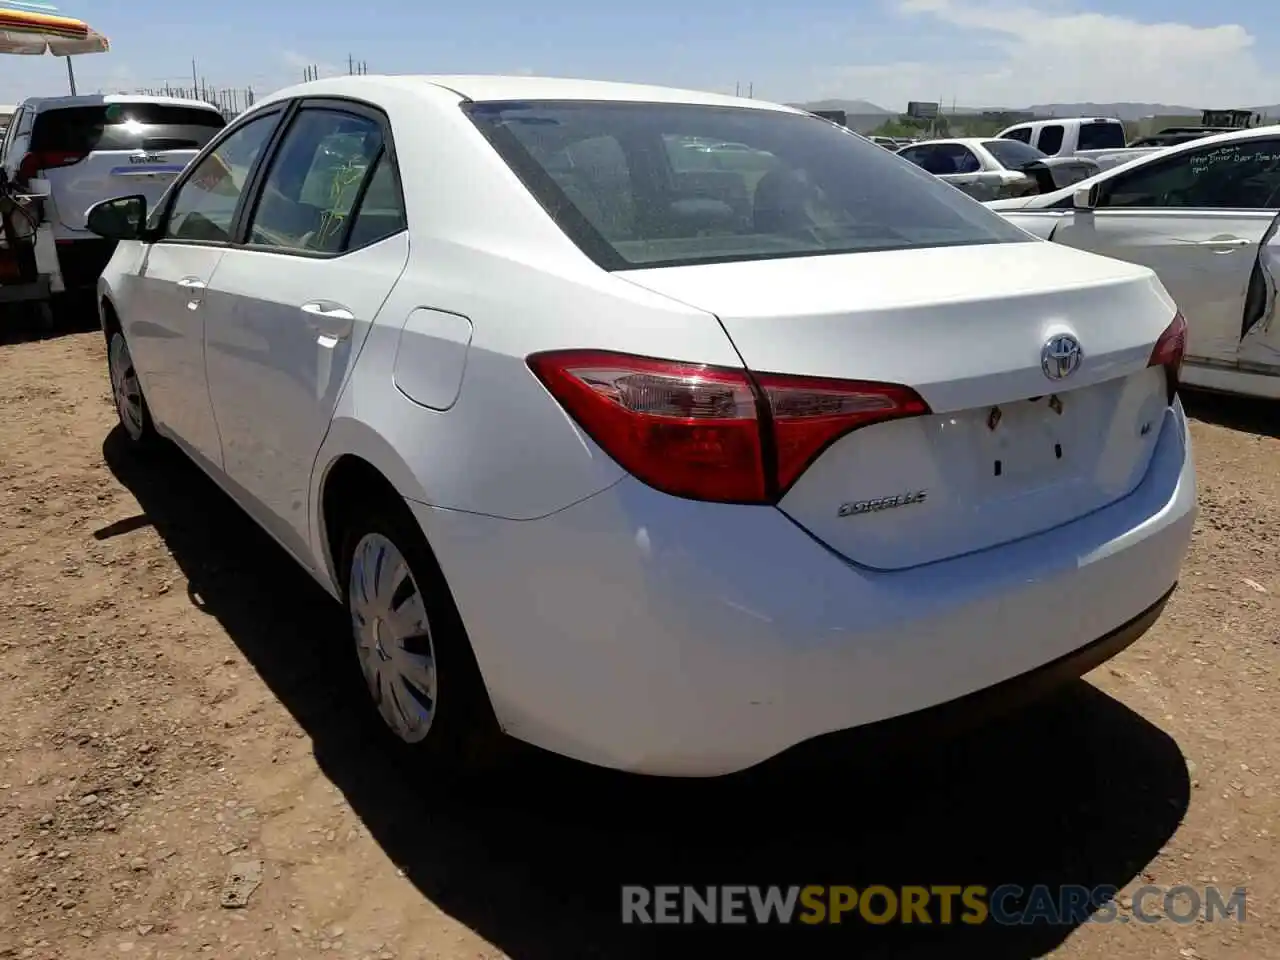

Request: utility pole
left=348, top=53, right=354, bottom=75
left=748, top=82, right=753, bottom=98
left=192, top=59, right=198, bottom=96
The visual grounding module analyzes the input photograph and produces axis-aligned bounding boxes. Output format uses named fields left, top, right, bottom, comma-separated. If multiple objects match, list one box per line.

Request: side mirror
left=86, top=195, right=148, bottom=241
left=1073, top=185, right=1099, bottom=210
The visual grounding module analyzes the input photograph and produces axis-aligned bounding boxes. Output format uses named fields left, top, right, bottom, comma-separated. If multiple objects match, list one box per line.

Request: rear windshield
left=1077, top=121, right=1126, bottom=151
left=465, top=100, right=1032, bottom=270
left=981, top=139, right=1047, bottom=170
left=31, top=103, right=225, bottom=153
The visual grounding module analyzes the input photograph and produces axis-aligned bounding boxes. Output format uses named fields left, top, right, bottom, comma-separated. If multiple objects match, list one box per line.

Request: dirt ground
left=0, top=317, right=1277, bottom=960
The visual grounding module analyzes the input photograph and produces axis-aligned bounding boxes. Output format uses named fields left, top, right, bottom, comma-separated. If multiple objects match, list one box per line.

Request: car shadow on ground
left=1182, top=387, right=1280, bottom=440
left=101, top=428, right=1191, bottom=959
left=0, top=293, right=100, bottom=347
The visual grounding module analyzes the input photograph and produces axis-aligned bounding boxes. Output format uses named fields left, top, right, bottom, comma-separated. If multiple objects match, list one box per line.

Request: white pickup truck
left=996, top=117, right=1162, bottom=171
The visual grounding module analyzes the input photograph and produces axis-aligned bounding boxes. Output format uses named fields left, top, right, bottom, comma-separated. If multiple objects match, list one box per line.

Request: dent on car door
left=201, top=103, right=410, bottom=561
left=1050, top=138, right=1280, bottom=365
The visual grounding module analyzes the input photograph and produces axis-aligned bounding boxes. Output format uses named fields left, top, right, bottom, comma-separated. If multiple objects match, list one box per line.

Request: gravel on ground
left=0, top=323, right=1276, bottom=959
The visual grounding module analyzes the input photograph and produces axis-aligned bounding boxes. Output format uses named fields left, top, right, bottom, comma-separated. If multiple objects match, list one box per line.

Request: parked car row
left=895, top=136, right=1100, bottom=201
left=79, top=76, right=1196, bottom=778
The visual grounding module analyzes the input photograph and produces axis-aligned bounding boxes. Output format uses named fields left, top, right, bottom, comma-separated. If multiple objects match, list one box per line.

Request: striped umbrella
left=0, top=1, right=109, bottom=93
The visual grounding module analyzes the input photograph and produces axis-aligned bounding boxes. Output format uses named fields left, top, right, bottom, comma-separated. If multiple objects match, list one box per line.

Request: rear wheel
left=107, top=329, right=156, bottom=446
left=339, top=502, right=502, bottom=773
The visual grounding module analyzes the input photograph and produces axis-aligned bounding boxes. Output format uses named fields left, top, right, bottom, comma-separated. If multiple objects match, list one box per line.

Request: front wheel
left=340, top=504, right=502, bottom=773
left=107, top=330, right=156, bottom=446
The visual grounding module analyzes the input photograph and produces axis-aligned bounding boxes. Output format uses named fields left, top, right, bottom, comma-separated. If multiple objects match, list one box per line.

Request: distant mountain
left=1025, top=102, right=1198, bottom=120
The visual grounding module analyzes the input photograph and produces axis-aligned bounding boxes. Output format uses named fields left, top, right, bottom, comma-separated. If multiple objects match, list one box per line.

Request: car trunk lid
left=618, top=240, right=1178, bottom=569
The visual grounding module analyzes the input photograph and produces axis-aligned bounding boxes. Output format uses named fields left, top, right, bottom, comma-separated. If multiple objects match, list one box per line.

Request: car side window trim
left=336, top=144, right=394, bottom=250
left=151, top=103, right=291, bottom=248
left=232, top=96, right=407, bottom=260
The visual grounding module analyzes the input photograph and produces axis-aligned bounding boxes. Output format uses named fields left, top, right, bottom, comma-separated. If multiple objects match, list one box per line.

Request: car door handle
left=176, top=276, right=206, bottom=289
left=301, top=301, right=356, bottom=341
left=1196, top=237, right=1251, bottom=251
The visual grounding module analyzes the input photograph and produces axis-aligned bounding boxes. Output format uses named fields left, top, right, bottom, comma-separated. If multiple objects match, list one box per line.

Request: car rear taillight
left=755, top=372, right=930, bottom=492
left=17, top=150, right=85, bottom=180
left=1147, top=311, right=1187, bottom=403
left=528, top=350, right=930, bottom=504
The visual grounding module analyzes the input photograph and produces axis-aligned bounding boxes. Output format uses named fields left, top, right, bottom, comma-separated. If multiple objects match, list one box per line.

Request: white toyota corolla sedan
left=87, top=75, right=1197, bottom=777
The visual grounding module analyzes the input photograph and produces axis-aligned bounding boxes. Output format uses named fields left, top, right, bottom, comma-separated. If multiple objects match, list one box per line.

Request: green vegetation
left=870, top=114, right=944, bottom=139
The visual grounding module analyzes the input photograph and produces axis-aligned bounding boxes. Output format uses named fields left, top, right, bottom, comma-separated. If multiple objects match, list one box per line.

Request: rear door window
left=30, top=103, right=226, bottom=153
left=899, top=143, right=979, bottom=175
left=980, top=139, right=1047, bottom=170
left=1077, top=122, right=1126, bottom=151
left=246, top=107, right=386, bottom=254
left=1037, top=125, right=1065, bottom=155
left=343, top=152, right=408, bottom=250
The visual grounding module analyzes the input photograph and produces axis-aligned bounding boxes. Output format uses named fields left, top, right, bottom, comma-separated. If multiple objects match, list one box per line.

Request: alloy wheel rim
left=349, top=532, right=437, bottom=743
left=108, top=334, right=144, bottom=440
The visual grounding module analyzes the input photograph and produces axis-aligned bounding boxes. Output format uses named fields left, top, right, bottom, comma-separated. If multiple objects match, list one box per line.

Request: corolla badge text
left=838, top=490, right=928, bottom=517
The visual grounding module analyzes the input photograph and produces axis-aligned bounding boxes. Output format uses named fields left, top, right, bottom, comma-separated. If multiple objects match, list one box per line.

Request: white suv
left=0, top=94, right=225, bottom=292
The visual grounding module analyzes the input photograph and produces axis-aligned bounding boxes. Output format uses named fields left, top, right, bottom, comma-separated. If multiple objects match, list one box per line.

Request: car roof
left=1008, top=117, right=1122, bottom=129
left=898, top=138, right=994, bottom=149
left=254, top=74, right=798, bottom=114
left=20, top=93, right=221, bottom=113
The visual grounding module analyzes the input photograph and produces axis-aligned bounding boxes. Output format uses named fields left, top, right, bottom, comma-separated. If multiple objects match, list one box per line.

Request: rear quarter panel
left=306, top=81, right=743, bottom=547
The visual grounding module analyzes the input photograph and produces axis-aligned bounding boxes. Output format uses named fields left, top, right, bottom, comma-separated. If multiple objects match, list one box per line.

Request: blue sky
left=0, top=0, right=1275, bottom=110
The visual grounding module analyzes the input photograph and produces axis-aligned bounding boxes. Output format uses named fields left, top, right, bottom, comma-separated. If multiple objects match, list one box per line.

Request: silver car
left=898, top=137, right=1099, bottom=201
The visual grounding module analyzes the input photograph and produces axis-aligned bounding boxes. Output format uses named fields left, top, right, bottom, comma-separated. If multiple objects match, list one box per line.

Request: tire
left=338, top=501, right=503, bottom=774
left=106, top=329, right=158, bottom=447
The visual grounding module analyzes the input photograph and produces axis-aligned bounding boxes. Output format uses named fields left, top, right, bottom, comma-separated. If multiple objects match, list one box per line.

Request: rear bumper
left=413, top=400, right=1197, bottom=777
left=55, top=238, right=117, bottom=290
left=790, top=582, right=1174, bottom=759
